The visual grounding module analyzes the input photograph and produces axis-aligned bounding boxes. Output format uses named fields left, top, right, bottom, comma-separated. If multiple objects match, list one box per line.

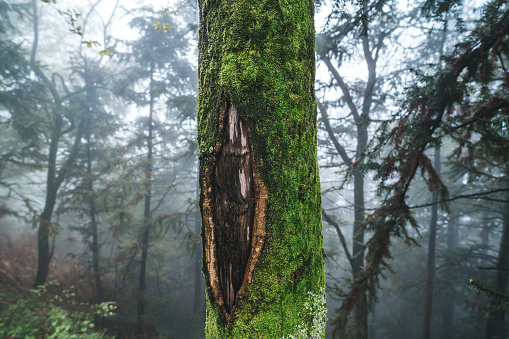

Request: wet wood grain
left=213, top=105, right=254, bottom=313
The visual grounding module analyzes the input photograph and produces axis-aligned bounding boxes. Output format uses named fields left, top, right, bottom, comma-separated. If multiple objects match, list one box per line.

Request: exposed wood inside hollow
left=214, top=105, right=254, bottom=313
left=201, top=102, right=267, bottom=323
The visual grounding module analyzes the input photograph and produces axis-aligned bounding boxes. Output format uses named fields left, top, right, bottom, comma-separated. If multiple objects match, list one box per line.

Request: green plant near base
left=0, top=281, right=116, bottom=338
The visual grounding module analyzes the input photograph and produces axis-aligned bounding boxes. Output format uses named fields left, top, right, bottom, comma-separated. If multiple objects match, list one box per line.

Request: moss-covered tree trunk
left=197, top=0, right=325, bottom=337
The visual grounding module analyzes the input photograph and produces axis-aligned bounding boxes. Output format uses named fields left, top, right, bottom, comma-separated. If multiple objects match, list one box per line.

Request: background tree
left=69, top=56, right=118, bottom=307
left=316, top=2, right=401, bottom=335
left=115, top=6, right=197, bottom=334
left=334, top=0, right=509, bottom=337
left=315, top=1, right=438, bottom=336
left=29, top=0, right=91, bottom=287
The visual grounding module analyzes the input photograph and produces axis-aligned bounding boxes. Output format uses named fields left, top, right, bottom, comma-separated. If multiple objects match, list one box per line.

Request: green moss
left=198, top=0, right=324, bottom=337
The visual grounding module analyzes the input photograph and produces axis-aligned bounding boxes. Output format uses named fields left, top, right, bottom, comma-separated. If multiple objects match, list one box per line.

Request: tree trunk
left=442, top=214, right=457, bottom=339
left=86, top=134, right=102, bottom=300
left=83, top=72, right=103, bottom=304
left=198, top=0, right=325, bottom=337
left=368, top=308, right=376, bottom=339
left=422, top=146, right=441, bottom=339
left=35, top=205, right=55, bottom=287
left=34, top=109, right=64, bottom=287
left=137, top=68, right=154, bottom=334
left=485, top=189, right=509, bottom=339
left=352, top=160, right=367, bottom=339
left=194, top=175, right=204, bottom=315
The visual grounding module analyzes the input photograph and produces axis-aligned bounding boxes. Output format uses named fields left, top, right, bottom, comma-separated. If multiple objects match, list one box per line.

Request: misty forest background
left=0, top=0, right=508, bottom=338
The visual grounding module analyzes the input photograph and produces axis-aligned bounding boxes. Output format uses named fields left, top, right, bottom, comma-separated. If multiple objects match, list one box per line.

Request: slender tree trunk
left=35, top=116, right=61, bottom=288
left=32, top=0, right=53, bottom=288
left=194, top=173, right=203, bottom=315
left=353, top=159, right=367, bottom=339
left=480, top=209, right=491, bottom=268
left=35, top=204, right=56, bottom=287
left=86, top=125, right=102, bottom=303
left=422, top=146, right=441, bottom=339
left=198, top=0, right=325, bottom=337
left=137, top=68, right=154, bottom=334
left=82, top=72, right=102, bottom=303
left=369, top=308, right=376, bottom=339
left=485, top=189, right=509, bottom=339
left=351, top=33, right=377, bottom=339
left=442, top=215, right=457, bottom=339
left=35, top=116, right=84, bottom=287
left=319, top=36, right=375, bottom=339
left=85, top=119, right=104, bottom=330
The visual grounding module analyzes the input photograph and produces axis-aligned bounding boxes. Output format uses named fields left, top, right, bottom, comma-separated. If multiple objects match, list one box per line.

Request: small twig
left=479, top=267, right=509, bottom=271
left=408, top=188, right=509, bottom=209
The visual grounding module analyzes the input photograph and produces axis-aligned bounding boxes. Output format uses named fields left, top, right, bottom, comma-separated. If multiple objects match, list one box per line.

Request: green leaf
left=99, top=48, right=113, bottom=57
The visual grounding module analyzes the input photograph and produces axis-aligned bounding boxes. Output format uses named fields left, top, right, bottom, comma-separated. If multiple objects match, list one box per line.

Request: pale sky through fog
left=45, top=0, right=347, bottom=124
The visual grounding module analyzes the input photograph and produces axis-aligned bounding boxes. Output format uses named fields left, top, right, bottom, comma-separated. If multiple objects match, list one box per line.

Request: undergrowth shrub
left=0, top=233, right=89, bottom=295
left=0, top=281, right=116, bottom=338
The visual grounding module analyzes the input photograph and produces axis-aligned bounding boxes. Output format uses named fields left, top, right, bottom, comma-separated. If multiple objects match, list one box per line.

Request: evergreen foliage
left=332, top=0, right=509, bottom=334
left=470, top=278, right=509, bottom=315
left=0, top=0, right=43, bottom=191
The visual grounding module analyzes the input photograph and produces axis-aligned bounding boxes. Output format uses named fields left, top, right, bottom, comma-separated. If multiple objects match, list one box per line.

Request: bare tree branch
left=322, top=209, right=353, bottom=265
left=317, top=100, right=353, bottom=167
left=321, top=56, right=361, bottom=123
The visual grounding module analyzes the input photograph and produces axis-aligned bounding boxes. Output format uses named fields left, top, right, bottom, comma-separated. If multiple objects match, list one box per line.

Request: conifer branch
left=469, top=279, right=509, bottom=313
left=332, top=1, right=509, bottom=335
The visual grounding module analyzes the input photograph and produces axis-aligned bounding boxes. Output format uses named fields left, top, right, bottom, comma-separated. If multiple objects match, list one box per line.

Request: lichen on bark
left=198, top=0, right=325, bottom=337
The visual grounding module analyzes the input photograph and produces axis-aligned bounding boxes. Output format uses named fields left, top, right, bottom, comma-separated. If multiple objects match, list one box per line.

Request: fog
left=0, top=0, right=507, bottom=338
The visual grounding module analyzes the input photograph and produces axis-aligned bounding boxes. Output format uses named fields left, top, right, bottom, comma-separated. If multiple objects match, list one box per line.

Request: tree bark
left=198, top=0, right=325, bottom=337
left=422, top=146, right=441, bottom=339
